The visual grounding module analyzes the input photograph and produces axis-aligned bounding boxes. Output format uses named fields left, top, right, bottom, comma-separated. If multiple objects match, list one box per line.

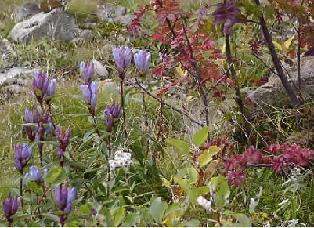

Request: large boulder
left=248, top=56, right=314, bottom=107
left=0, top=39, right=16, bottom=70
left=10, top=9, right=80, bottom=42
left=14, top=2, right=42, bottom=22
left=96, top=4, right=134, bottom=26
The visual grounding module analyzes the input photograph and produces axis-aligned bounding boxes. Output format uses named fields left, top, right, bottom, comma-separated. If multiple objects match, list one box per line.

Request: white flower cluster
left=109, top=149, right=132, bottom=171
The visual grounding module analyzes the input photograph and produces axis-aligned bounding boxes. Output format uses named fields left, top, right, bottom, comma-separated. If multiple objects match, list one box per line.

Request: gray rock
left=14, top=2, right=42, bottom=23
left=248, top=56, right=314, bottom=107
left=96, top=4, right=133, bottom=25
left=0, top=67, right=37, bottom=87
left=92, top=59, right=108, bottom=79
left=10, top=9, right=80, bottom=43
left=0, top=39, right=16, bottom=70
left=79, top=29, right=93, bottom=40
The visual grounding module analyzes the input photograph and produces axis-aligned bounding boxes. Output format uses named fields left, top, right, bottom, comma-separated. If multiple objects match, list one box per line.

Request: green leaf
left=192, top=127, right=210, bottom=146
left=184, top=219, right=200, bottom=227
left=209, top=176, right=230, bottom=209
left=273, top=41, right=283, bottom=51
left=79, top=203, right=93, bottom=214
left=45, top=166, right=66, bottom=185
left=167, top=138, right=190, bottom=155
left=112, top=207, right=126, bottom=227
left=26, top=181, right=43, bottom=195
left=163, top=203, right=185, bottom=226
left=149, top=197, right=168, bottom=224
left=122, top=212, right=141, bottom=226
left=41, top=213, right=60, bottom=223
left=233, top=213, right=251, bottom=227
left=189, top=186, right=210, bottom=203
left=197, top=146, right=220, bottom=167
left=177, top=167, right=198, bottom=185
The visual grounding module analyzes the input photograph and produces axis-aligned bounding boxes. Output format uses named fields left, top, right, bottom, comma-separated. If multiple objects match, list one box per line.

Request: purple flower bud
left=212, top=0, right=240, bottom=35
left=55, top=126, right=71, bottom=162
left=80, top=82, right=98, bottom=113
left=80, top=61, right=94, bottom=84
left=134, top=50, right=151, bottom=73
left=105, top=116, right=114, bottom=132
left=25, top=165, right=43, bottom=183
left=104, top=104, right=121, bottom=132
left=2, top=195, right=20, bottom=223
left=56, top=127, right=71, bottom=150
left=52, top=184, right=76, bottom=214
left=112, top=46, right=133, bottom=79
left=23, top=108, right=39, bottom=142
left=14, top=144, right=32, bottom=173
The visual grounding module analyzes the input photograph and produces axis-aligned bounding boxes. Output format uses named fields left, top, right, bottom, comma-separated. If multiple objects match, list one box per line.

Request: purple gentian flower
left=80, top=82, right=98, bottom=113
left=104, top=103, right=121, bottom=119
left=2, top=195, right=20, bottom=224
left=134, top=50, right=151, bottom=74
left=104, top=104, right=121, bottom=132
left=112, top=46, right=133, bottom=79
left=14, top=144, right=32, bottom=173
left=25, top=165, right=43, bottom=183
left=80, top=61, right=94, bottom=85
left=52, top=184, right=77, bottom=214
left=212, top=0, right=240, bottom=35
left=46, top=79, right=57, bottom=98
left=32, top=71, right=57, bottom=104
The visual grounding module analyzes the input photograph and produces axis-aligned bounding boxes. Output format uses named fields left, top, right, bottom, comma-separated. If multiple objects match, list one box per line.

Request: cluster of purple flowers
left=224, top=144, right=314, bottom=186
left=112, top=46, right=151, bottom=78
left=2, top=67, right=78, bottom=226
left=80, top=61, right=98, bottom=116
left=32, top=71, right=57, bottom=105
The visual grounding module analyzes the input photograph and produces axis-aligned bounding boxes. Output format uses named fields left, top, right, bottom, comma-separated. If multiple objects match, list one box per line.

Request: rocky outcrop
left=0, top=39, right=16, bottom=70
left=96, top=4, right=134, bottom=26
left=248, top=56, right=314, bottom=107
left=10, top=9, right=80, bottom=42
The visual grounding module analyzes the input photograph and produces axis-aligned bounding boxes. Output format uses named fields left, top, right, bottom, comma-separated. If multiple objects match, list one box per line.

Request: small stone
left=79, top=29, right=93, bottom=40
left=92, top=59, right=108, bottom=80
left=0, top=39, right=16, bottom=70
left=96, top=4, right=133, bottom=25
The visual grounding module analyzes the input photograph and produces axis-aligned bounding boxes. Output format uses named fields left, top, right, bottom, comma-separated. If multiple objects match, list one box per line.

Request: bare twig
left=134, top=79, right=204, bottom=127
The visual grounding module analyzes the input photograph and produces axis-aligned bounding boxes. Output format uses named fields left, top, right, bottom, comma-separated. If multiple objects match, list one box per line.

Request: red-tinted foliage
left=128, top=0, right=228, bottom=96
left=224, top=143, right=314, bottom=187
